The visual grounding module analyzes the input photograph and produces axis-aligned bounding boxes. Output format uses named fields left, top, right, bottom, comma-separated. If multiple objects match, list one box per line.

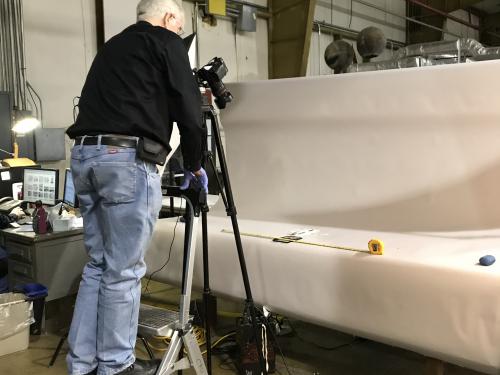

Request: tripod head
left=161, top=57, right=232, bottom=208
left=195, top=57, right=233, bottom=109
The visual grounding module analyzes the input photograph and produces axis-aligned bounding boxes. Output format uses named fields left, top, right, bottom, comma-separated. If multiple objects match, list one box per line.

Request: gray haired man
left=66, top=0, right=207, bottom=374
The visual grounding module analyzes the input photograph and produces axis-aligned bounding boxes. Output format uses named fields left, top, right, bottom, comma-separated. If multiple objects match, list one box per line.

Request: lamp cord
left=0, top=148, right=15, bottom=157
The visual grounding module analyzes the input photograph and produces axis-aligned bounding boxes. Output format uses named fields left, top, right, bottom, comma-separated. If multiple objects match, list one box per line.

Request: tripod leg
left=202, top=211, right=213, bottom=375
left=157, top=331, right=183, bottom=375
left=207, top=153, right=227, bottom=208
left=184, top=329, right=209, bottom=375
left=178, top=344, right=183, bottom=375
left=179, top=201, right=198, bottom=326
left=48, top=333, right=67, bottom=367
left=209, top=109, right=267, bottom=374
left=169, top=164, right=175, bottom=217
left=156, top=192, right=209, bottom=374
left=137, top=333, right=155, bottom=360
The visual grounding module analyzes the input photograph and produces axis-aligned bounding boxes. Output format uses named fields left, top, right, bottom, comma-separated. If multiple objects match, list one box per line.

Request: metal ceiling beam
left=407, top=0, right=467, bottom=43
left=269, top=0, right=316, bottom=79
left=407, top=0, right=500, bottom=44
left=351, top=0, right=461, bottom=40
left=448, top=0, right=484, bottom=13
left=406, top=0, right=480, bottom=30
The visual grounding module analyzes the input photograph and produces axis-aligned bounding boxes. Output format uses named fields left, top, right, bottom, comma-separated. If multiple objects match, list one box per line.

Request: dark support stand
left=201, top=209, right=213, bottom=374
left=158, top=95, right=267, bottom=375
left=199, top=102, right=267, bottom=375
left=48, top=333, right=68, bottom=367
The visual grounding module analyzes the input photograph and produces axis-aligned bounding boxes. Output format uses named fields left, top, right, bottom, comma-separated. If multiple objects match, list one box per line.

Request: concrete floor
left=0, top=281, right=488, bottom=375
left=0, top=325, right=488, bottom=375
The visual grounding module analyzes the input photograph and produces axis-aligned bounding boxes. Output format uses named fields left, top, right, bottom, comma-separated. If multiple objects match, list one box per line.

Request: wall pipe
left=317, top=23, right=321, bottom=73
left=0, top=0, right=27, bottom=110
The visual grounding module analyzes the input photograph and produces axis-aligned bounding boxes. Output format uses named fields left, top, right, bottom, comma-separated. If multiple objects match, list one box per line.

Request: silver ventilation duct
left=394, top=39, right=500, bottom=61
left=348, top=38, right=500, bottom=73
left=348, top=57, right=432, bottom=72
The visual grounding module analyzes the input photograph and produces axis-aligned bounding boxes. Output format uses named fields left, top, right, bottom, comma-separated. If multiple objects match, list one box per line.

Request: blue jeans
left=66, top=140, right=162, bottom=375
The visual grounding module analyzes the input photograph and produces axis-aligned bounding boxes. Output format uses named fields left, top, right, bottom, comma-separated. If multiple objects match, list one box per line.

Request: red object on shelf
left=33, top=202, right=48, bottom=234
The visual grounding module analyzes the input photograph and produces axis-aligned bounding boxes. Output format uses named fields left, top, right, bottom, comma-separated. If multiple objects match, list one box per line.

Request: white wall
left=308, top=0, right=406, bottom=76
left=24, top=0, right=97, bottom=129
left=104, top=0, right=268, bottom=81
left=23, top=0, right=97, bottom=194
left=222, top=61, right=500, bottom=231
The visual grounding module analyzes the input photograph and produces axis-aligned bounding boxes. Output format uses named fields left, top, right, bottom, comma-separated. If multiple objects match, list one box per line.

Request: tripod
left=156, top=187, right=208, bottom=375
left=202, top=100, right=268, bottom=375
left=157, top=94, right=268, bottom=375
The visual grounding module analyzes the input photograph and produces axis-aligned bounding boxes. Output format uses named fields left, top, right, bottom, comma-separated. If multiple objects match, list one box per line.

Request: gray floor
left=0, top=281, right=487, bottom=375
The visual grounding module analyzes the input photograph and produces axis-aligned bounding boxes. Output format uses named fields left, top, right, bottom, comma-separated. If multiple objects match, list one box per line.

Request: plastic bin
left=0, top=293, right=33, bottom=357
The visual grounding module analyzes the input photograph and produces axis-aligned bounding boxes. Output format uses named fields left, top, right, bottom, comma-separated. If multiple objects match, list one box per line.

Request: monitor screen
left=23, top=168, right=58, bottom=206
left=63, top=169, right=78, bottom=208
left=0, top=165, right=40, bottom=199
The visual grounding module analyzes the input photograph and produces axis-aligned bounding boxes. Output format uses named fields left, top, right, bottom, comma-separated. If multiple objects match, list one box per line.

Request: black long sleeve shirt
left=67, top=21, right=203, bottom=171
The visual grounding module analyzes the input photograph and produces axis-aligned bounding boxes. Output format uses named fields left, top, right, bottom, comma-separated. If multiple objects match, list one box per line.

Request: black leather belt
left=74, top=136, right=138, bottom=148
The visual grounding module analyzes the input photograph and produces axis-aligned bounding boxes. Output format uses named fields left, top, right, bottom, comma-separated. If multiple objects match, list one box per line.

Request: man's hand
left=180, top=167, right=208, bottom=193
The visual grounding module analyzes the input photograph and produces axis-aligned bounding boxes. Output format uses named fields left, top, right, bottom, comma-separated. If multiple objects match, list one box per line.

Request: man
left=66, top=1, right=207, bottom=374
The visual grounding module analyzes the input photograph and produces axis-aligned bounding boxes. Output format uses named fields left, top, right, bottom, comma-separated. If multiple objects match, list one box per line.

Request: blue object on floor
left=19, top=283, right=48, bottom=298
left=479, top=255, right=496, bottom=266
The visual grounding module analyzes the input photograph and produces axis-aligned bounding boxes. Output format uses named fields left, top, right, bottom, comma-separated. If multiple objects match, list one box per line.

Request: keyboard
left=0, top=200, right=21, bottom=214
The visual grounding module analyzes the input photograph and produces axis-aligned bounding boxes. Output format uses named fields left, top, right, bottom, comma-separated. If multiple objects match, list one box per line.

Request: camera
left=195, top=57, right=233, bottom=109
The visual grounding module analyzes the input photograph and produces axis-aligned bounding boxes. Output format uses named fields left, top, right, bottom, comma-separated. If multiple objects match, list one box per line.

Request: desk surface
left=0, top=228, right=84, bottom=243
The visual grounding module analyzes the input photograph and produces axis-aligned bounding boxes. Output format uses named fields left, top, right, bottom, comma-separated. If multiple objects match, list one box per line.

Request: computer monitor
left=63, top=169, right=78, bottom=208
left=23, top=168, right=59, bottom=206
left=0, top=165, right=40, bottom=199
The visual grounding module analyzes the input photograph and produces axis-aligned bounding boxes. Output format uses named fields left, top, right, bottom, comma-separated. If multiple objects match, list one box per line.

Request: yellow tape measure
left=221, top=230, right=385, bottom=255
left=368, top=239, right=384, bottom=255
